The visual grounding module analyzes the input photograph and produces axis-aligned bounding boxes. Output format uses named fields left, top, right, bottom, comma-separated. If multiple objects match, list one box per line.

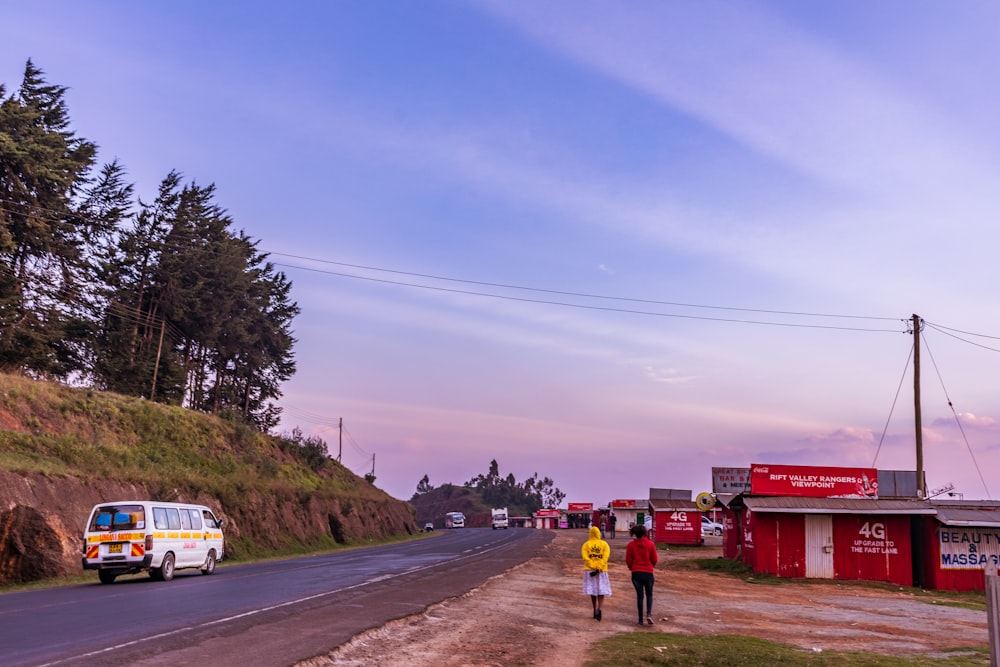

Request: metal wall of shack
left=731, top=503, right=915, bottom=586
left=740, top=509, right=806, bottom=577
left=721, top=506, right=739, bottom=560
left=918, top=507, right=1000, bottom=592
left=650, top=500, right=702, bottom=546
left=832, top=514, right=912, bottom=586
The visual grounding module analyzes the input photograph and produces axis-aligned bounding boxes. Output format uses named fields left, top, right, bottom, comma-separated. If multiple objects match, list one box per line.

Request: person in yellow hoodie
left=581, top=525, right=612, bottom=620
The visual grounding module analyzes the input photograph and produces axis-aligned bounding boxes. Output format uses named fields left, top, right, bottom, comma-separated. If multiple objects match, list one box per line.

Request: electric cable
left=273, top=260, right=906, bottom=333
left=871, top=344, right=913, bottom=468
left=921, top=332, right=992, bottom=499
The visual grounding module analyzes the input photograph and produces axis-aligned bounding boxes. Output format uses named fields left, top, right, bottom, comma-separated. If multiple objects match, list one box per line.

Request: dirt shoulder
left=298, top=530, right=988, bottom=667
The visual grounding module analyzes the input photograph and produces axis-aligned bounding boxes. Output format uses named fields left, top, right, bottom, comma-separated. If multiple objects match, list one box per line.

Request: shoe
left=596, top=609, right=602, bottom=621
left=646, top=617, right=654, bottom=625
left=593, top=610, right=597, bottom=619
left=637, top=620, right=644, bottom=626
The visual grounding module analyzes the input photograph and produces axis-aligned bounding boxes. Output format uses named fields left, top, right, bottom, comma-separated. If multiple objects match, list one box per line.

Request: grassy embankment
left=0, top=372, right=409, bottom=562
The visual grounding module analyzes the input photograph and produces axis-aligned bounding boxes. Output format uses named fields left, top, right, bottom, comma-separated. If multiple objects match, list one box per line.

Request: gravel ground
left=298, top=530, right=989, bottom=666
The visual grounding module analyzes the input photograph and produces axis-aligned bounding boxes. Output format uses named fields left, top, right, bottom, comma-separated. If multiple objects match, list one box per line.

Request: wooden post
left=988, top=568, right=999, bottom=667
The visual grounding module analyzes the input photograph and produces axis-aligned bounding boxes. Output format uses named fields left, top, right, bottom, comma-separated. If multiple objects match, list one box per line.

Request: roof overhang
left=740, top=496, right=936, bottom=515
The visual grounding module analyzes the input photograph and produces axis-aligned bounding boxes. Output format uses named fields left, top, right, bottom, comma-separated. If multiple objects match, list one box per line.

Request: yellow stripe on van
left=86, top=532, right=145, bottom=543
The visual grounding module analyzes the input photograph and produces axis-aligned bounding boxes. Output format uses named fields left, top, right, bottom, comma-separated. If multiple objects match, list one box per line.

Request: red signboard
left=535, top=509, right=560, bottom=517
left=750, top=463, right=878, bottom=498
left=652, top=508, right=701, bottom=546
left=567, top=503, right=593, bottom=512
left=611, top=499, right=637, bottom=508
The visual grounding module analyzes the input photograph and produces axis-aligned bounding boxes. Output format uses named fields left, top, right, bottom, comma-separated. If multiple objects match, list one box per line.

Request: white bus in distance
left=444, top=511, right=466, bottom=528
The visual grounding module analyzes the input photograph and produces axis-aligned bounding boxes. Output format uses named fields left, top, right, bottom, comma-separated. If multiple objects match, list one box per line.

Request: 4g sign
left=859, top=521, right=885, bottom=540
left=653, top=509, right=701, bottom=545
left=850, top=521, right=898, bottom=556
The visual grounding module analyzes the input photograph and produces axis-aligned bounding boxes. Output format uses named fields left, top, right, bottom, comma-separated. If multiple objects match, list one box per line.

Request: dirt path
left=298, top=531, right=989, bottom=667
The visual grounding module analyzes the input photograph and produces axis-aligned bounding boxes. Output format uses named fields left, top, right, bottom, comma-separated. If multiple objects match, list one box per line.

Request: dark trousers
left=631, top=571, right=654, bottom=620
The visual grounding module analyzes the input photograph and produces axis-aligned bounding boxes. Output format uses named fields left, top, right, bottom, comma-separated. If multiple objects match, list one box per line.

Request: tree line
left=0, top=60, right=298, bottom=430
left=414, top=459, right=566, bottom=514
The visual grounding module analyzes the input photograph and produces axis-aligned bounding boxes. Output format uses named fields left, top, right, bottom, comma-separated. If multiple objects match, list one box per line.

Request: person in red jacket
left=625, top=523, right=658, bottom=626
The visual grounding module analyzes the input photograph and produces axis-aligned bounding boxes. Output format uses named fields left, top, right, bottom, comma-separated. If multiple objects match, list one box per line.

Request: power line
left=921, top=333, right=992, bottom=499
left=269, top=251, right=901, bottom=322
left=924, top=321, right=1000, bottom=354
left=272, top=260, right=906, bottom=333
left=0, top=197, right=905, bottom=329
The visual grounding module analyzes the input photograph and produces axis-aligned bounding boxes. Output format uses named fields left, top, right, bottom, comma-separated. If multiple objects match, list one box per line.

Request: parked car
left=423, top=522, right=435, bottom=532
left=701, top=516, right=723, bottom=536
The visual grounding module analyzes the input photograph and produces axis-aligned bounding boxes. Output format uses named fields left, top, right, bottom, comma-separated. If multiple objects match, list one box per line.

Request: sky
left=4, top=1, right=1000, bottom=505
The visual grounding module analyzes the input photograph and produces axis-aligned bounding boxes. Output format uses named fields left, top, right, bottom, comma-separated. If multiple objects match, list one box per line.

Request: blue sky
left=5, top=1, right=1000, bottom=504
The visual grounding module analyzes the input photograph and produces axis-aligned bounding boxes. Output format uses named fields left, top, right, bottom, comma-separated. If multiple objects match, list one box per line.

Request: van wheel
left=202, top=550, right=217, bottom=575
left=98, top=570, right=117, bottom=585
left=153, top=553, right=175, bottom=581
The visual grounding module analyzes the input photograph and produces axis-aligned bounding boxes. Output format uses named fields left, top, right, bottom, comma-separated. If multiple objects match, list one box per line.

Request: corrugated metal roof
left=648, top=498, right=699, bottom=511
left=931, top=499, right=1000, bottom=510
left=649, top=488, right=692, bottom=501
left=934, top=507, right=1000, bottom=527
left=740, top=496, right=936, bottom=514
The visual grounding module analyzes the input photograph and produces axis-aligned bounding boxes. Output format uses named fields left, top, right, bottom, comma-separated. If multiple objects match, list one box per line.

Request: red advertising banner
left=535, top=509, right=560, bottom=517
left=611, top=499, right=637, bottom=508
left=750, top=463, right=878, bottom=498
left=567, top=503, right=593, bottom=512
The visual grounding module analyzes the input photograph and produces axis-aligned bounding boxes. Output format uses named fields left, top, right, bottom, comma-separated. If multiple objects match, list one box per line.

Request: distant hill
left=0, top=372, right=417, bottom=585
left=410, top=484, right=494, bottom=528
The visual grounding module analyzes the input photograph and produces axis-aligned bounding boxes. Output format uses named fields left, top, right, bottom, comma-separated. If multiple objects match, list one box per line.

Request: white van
left=82, top=500, right=225, bottom=584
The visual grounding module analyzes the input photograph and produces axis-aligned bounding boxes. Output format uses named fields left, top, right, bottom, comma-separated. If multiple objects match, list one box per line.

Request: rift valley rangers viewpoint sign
left=750, top=463, right=878, bottom=498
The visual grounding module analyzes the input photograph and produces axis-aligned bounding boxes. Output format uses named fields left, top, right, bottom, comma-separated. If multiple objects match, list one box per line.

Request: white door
left=804, top=514, right=834, bottom=578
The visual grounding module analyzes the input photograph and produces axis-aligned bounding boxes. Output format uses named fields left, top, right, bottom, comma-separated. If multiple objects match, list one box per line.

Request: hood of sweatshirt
left=589, top=526, right=601, bottom=540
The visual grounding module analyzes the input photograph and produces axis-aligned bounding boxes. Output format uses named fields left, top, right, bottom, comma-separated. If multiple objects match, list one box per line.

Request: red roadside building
left=648, top=488, right=703, bottom=546
left=720, top=463, right=1000, bottom=591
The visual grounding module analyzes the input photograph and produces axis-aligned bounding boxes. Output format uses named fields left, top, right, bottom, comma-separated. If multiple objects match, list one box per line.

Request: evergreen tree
left=0, top=60, right=97, bottom=377
left=91, top=172, right=181, bottom=398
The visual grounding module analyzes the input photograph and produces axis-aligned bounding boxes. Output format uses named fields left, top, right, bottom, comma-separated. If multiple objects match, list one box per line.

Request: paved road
left=0, top=528, right=553, bottom=667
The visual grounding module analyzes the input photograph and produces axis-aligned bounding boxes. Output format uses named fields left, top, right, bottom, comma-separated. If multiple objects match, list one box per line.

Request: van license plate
left=108, top=543, right=123, bottom=554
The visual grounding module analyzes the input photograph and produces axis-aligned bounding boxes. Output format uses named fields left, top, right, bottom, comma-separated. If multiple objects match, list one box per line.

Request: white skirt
left=582, top=571, right=612, bottom=596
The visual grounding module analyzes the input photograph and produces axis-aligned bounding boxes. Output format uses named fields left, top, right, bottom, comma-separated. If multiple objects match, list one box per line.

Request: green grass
left=585, top=633, right=990, bottom=667
left=0, top=372, right=386, bottom=502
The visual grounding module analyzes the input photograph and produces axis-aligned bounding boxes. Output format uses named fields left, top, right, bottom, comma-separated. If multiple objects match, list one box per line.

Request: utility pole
left=150, top=320, right=165, bottom=401
left=912, top=313, right=925, bottom=498
left=338, top=417, right=342, bottom=463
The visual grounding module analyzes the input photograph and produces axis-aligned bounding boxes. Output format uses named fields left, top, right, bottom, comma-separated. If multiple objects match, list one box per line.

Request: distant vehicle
left=701, top=515, right=723, bottom=536
left=444, top=511, right=466, bottom=529
left=423, top=522, right=434, bottom=532
left=491, top=508, right=509, bottom=530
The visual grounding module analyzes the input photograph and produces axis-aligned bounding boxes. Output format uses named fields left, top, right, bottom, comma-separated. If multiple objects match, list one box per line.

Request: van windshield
left=90, top=504, right=145, bottom=531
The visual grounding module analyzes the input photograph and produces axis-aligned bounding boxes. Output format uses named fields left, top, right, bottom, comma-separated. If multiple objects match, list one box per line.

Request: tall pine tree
left=0, top=60, right=98, bottom=377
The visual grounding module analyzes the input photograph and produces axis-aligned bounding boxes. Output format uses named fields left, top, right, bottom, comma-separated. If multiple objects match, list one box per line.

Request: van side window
left=153, top=507, right=169, bottom=530
left=179, top=509, right=192, bottom=530
left=165, top=508, right=181, bottom=530
left=188, top=509, right=203, bottom=530
left=203, top=510, right=218, bottom=528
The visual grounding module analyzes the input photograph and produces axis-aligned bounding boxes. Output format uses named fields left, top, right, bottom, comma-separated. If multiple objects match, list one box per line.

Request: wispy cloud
left=474, top=1, right=990, bottom=196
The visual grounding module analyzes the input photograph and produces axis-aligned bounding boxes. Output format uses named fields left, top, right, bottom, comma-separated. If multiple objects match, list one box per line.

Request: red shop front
left=732, top=496, right=933, bottom=585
